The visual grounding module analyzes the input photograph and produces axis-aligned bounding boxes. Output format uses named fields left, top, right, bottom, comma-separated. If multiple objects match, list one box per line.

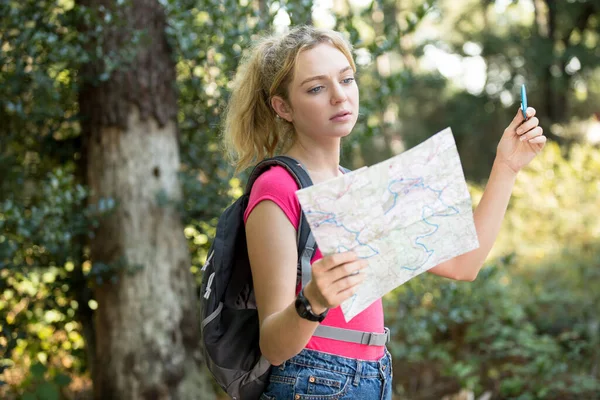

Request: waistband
left=281, top=347, right=392, bottom=379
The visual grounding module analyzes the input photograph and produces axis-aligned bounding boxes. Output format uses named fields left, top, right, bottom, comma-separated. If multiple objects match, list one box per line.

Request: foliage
left=493, top=141, right=600, bottom=263
left=0, top=167, right=97, bottom=397
left=387, top=251, right=600, bottom=399
left=1, top=0, right=123, bottom=394
left=18, top=363, right=72, bottom=400
left=1, top=0, right=599, bottom=398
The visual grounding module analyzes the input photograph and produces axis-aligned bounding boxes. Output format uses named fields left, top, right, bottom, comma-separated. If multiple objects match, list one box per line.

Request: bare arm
left=246, top=200, right=366, bottom=365
left=246, top=201, right=319, bottom=365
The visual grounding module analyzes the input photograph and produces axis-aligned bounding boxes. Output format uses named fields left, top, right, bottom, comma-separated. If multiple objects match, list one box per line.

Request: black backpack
left=199, top=156, right=390, bottom=400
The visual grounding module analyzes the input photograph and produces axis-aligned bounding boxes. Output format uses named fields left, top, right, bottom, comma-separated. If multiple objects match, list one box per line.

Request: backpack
left=199, top=156, right=390, bottom=400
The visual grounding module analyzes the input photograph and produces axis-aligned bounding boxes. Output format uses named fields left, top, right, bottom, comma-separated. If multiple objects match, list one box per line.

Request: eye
left=342, top=77, right=355, bottom=84
left=308, top=86, right=324, bottom=94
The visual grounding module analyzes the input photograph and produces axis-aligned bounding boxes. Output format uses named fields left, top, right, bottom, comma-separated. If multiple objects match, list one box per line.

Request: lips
left=330, top=110, right=351, bottom=120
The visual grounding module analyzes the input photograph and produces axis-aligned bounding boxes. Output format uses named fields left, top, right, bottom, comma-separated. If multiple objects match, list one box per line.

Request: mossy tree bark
left=77, top=0, right=214, bottom=398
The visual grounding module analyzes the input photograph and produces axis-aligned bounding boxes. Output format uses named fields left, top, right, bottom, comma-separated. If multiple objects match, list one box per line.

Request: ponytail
left=222, top=38, right=293, bottom=173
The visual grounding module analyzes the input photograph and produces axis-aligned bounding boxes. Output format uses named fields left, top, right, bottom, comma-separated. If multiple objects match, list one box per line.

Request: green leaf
left=30, top=363, right=46, bottom=378
left=53, top=373, right=71, bottom=387
left=35, top=382, right=60, bottom=400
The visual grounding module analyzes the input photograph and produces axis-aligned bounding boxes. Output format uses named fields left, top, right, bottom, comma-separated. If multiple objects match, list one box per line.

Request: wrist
left=301, top=283, right=328, bottom=316
left=492, top=158, right=519, bottom=181
left=295, top=289, right=328, bottom=322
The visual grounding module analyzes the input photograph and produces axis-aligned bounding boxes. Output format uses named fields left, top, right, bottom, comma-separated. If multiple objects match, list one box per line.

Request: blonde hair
left=222, top=25, right=356, bottom=173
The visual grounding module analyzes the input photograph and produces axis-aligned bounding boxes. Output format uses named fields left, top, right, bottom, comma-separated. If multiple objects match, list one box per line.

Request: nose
left=330, top=83, right=348, bottom=105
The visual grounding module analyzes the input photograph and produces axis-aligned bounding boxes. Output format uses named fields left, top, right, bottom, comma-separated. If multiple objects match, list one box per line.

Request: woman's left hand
left=496, top=107, right=547, bottom=173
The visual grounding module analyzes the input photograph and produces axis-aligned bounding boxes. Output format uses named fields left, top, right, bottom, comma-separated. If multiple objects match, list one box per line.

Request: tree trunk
left=543, top=0, right=560, bottom=123
left=532, top=0, right=561, bottom=143
left=77, top=0, right=214, bottom=399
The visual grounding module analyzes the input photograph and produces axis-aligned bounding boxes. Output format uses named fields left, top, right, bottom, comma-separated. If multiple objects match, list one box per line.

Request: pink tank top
left=243, top=166, right=385, bottom=361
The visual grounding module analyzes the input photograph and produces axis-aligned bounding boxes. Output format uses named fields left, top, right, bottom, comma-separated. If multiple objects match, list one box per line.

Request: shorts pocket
left=295, top=367, right=349, bottom=399
left=262, top=373, right=297, bottom=400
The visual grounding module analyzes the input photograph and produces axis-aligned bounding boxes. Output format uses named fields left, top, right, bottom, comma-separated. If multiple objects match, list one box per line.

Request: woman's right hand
left=303, top=251, right=367, bottom=314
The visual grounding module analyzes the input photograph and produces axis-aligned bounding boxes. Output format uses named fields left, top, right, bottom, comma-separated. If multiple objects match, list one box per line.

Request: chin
left=336, top=123, right=356, bottom=138
left=339, top=129, right=353, bottom=138
left=322, top=128, right=353, bottom=139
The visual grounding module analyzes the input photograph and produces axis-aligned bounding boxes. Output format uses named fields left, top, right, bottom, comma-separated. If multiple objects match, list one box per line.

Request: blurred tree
left=391, top=0, right=600, bottom=181
left=533, top=0, right=599, bottom=131
left=76, top=0, right=213, bottom=398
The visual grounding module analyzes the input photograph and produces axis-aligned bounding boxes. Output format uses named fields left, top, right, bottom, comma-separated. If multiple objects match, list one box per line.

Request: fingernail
left=520, top=135, right=527, bottom=141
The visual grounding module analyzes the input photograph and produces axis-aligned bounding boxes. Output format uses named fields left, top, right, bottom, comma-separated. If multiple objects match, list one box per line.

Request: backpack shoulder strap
left=270, top=157, right=315, bottom=288
left=245, top=155, right=312, bottom=194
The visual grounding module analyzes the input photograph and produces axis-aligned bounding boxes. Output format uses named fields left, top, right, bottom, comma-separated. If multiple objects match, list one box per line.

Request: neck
left=285, top=137, right=341, bottom=184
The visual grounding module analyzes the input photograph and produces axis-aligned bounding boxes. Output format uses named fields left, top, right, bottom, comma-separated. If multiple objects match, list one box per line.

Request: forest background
left=1, top=0, right=599, bottom=399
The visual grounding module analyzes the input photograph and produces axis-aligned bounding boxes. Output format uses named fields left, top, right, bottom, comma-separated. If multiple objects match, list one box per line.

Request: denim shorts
left=260, top=348, right=393, bottom=400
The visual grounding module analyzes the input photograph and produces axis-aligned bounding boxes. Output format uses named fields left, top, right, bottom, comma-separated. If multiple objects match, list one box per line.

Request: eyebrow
left=300, top=66, right=353, bottom=87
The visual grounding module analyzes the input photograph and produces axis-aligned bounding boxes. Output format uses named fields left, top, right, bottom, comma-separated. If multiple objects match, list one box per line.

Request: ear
left=271, top=96, right=293, bottom=122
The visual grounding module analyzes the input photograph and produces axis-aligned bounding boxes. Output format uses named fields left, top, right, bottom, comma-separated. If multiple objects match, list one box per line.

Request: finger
left=334, top=276, right=364, bottom=299
left=318, top=251, right=358, bottom=271
left=528, top=135, right=547, bottom=144
left=519, top=126, right=543, bottom=142
left=332, top=271, right=365, bottom=294
left=330, top=259, right=368, bottom=282
left=516, top=117, right=539, bottom=136
left=507, top=107, right=537, bottom=134
left=506, top=107, right=525, bottom=133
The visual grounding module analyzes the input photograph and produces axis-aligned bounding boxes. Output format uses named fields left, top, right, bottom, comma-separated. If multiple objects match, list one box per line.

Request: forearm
left=455, top=159, right=517, bottom=279
left=259, top=300, right=320, bottom=366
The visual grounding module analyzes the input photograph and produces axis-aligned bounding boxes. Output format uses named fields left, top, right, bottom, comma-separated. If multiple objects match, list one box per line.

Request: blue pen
left=521, top=84, right=528, bottom=119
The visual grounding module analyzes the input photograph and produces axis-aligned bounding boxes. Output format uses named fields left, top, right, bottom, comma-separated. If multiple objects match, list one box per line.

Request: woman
left=222, top=25, right=545, bottom=400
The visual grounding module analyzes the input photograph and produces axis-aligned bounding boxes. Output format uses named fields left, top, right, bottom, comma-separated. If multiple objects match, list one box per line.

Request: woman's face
left=276, top=43, right=359, bottom=142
